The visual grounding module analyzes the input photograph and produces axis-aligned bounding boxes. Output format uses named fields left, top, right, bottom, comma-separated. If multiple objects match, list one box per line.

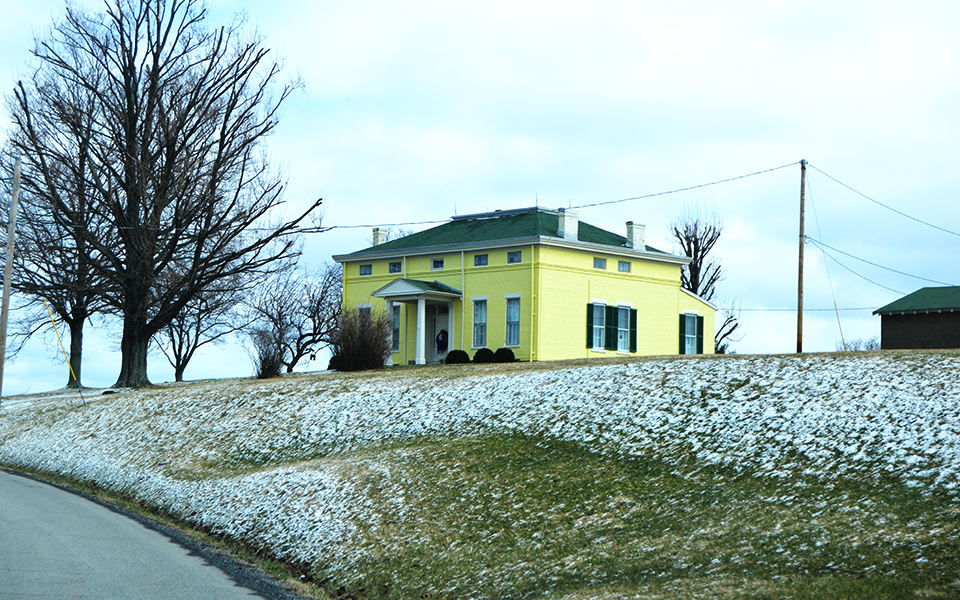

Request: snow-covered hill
left=2, top=352, right=958, bottom=577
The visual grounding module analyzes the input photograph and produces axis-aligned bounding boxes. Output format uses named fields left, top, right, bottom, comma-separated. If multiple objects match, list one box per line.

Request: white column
left=448, top=301, right=456, bottom=352
left=385, top=300, right=394, bottom=366
left=415, top=296, right=426, bottom=365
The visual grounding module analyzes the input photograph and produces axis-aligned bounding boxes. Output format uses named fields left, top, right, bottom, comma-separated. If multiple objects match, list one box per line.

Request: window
left=389, top=261, right=402, bottom=273
left=432, top=258, right=444, bottom=270
left=358, top=304, right=372, bottom=321
left=473, top=300, right=487, bottom=347
left=679, top=313, right=704, bottom=355
left=474, top=254, right=488, bottom=267
left=392, top=305, right=401, bottom=352
left=592, top=304, right=605, bottom=349
left=507, top=251, right=522, bottom=264
left=587, top=303, right=636, bottom=353
left=593, top=257, right=606, bottom=270
left=617, top=307, right=630, bottom=352
left=359, top=264, right=372, bottom=276
left=618, top=260, right=631, bottom=273
left=505, top=297, right=520, bottom=346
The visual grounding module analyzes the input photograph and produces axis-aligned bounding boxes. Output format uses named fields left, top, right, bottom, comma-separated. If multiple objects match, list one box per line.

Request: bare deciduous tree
left=247, top=264, right=342, bottom=376
left=2, top=73, right=115, bottom=387
left=835, top=336, right=880, bottom=352
left=10, top=0, right=321, bottom=387
left=714, top=296, right=743, bottom=354
left=154, top=273, right=250, bottom=382
left=671, top=208, right=741, bottom=352
left=672, top=209, right=723, bottom=302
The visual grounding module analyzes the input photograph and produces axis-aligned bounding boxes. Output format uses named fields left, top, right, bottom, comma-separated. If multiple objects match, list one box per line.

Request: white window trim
left=682, top=312, right=698, bottom=355
left=472, top=298, right=488, bottom=349
left=616, top=305, right=631, bottom=354
left=391, top=304, right=401, bottom=353
left=474, top=254, right=489, bottom=267
left=431, top=258, right=444, bottom=270
left=591, top=298, right=607, bottom=305
left=505, top=296, right=521, bottom=347
left=618, top=260, right=631, bottom=273
left=357, top=303, right=372, bottom=310
left=591, top=302, right=606, bottom=351
left=359, top=264, right=373, bottom=276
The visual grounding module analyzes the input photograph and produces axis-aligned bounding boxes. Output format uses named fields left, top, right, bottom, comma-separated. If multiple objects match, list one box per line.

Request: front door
left=428, top=304, right=450, bottom=363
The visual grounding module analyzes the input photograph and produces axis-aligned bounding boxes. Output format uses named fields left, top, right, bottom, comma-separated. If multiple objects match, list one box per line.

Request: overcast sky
left=2, top=0, right=959, bottom=395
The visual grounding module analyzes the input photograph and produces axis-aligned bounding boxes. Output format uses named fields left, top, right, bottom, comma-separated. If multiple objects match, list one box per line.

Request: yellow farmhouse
left=333, top=207, right=715, bottom=365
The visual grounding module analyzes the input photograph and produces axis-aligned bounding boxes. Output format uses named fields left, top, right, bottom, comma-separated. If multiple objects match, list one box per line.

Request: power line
left=325, top=220, right=448, bottom=230
left=807, top=163, right=960, bottom=238
left=571, top=161, right=799, bottom=209
left=805, top=236, right=956, bottom=286
left=726, top=307, right=878, bottom=312
left=320, top=162, right=801, bottom=230
left=814, top=246, right=905, bottom=295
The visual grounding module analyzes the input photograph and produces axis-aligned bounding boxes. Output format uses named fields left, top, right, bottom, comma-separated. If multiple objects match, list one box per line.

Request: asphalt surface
left=0, top=469, right=308, bottom=600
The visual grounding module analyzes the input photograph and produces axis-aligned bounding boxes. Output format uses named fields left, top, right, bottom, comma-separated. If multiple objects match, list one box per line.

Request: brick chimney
left=626, top=221, right=645, bottom=250
left=558, top=208, right=579, bottom=241
left=372, top=227, right=387, bottom=246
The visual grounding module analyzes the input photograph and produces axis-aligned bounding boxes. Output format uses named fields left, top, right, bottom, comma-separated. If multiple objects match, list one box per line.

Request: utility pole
left=797, top=159, right=807, bottom=354
left=0, top=156, right=22, bottom=402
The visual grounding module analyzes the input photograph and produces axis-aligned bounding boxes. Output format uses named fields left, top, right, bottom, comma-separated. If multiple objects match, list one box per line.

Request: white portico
left=371, top=278, right=462, bottom=365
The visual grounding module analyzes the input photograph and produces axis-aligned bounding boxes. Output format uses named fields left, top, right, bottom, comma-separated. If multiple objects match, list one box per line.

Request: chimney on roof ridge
left=626, top=221, right=645, bottom=250
left=558, top=208, right=579, bottom=241
left=372, top=227, right=387, bottom=246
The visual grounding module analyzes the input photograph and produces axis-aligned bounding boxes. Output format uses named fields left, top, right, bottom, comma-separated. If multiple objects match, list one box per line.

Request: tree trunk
left=114, top=316, right=151, bottom=388
left=174, top=362, right=185, bottom=383
left=66, top=321, right=83, bottom=388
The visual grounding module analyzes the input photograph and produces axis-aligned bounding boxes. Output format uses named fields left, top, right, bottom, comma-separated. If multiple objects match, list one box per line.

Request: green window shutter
left=678, top=314, right=686, bottom=354
left=586, top=303, right=594, bottom=348
left=696, top=315, right=704, bottom=354
left=629, top=308, right=638, bottom=353
left=604, top=305, right=617, bottom=351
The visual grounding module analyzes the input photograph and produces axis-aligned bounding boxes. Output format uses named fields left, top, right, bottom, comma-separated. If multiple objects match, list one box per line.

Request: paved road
left=0, top=469, right=302, bottom=600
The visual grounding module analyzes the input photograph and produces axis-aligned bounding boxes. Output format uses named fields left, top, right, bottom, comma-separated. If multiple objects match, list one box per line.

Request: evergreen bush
left=473, top=348, right=495, bottom=363
left=445, top=349, right=470, bottom=364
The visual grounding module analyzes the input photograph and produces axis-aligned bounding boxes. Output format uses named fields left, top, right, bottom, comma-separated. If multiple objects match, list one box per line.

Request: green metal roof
left=400, top=279, right=462, bottom=294
left=873, top=286, right=960, bottom=314
left=343, top=207, right=667, bottom=257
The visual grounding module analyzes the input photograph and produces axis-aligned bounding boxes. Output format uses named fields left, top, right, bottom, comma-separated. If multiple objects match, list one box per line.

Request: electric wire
left=570, top=161, right=799, bottom=209
left=320, top=162, right=800, bottom=230
left=806, top=177, right=848, bottom=349
left=804, top=237, right=955, bottom=286
left=727, top=307, right=877, bottom=312
left=808, top=163, right=960, bottom=238
left=816, top=248, right=905, bottom=295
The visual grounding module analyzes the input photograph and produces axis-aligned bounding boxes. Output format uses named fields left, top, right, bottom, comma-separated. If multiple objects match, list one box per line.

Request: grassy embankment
left=1, top=352, right=958, bottom=599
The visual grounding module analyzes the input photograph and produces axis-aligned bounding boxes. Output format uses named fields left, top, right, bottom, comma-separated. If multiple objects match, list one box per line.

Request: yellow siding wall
left=341, top=243, right=715, bottom=363
left=535, top=246, right=686, bottom=359
left=680, top=291, right=716, bottom=354
left=342, top=247, right=537, bottom=362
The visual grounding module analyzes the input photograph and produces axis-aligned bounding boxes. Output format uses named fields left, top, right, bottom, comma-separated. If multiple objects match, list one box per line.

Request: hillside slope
left=2, top=352, right=959, bottom=598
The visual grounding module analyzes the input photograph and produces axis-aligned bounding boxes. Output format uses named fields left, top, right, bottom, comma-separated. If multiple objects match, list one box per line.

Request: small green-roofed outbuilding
left=873, top=286, right=960, bottom=315
left=873, top=286, right=960, bottom=349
